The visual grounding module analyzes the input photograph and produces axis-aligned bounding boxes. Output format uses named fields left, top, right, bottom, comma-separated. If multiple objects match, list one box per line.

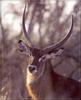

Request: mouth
left=28, top=65, right=38, bottom=75
left=27, top=69, right=38, bottom=85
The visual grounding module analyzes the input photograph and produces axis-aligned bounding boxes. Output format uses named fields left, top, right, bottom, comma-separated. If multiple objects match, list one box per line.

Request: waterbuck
left=18, top=5, right=81, bottom=100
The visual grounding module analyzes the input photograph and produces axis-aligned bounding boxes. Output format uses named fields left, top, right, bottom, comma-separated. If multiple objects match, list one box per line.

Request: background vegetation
left=0, top=0, right=81, bottom=99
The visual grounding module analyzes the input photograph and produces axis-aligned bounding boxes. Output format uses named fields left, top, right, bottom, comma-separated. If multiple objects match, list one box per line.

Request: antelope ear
left=54, top=48, right=64, bottom=56
left=46, top=48, right=64, bottom=59
left=18, top=40, right=31, bottom=55
left=39, top=48, right=64, bottom=62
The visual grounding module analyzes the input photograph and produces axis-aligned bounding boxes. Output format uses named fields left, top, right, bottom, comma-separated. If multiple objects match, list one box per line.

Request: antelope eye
left=39, top=55, right=46, bottom=62
left=28, top=65, right=37, bottom=74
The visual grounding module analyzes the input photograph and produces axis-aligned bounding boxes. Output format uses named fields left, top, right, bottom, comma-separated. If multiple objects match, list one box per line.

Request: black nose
left=28, top=65, right=37, bottom=73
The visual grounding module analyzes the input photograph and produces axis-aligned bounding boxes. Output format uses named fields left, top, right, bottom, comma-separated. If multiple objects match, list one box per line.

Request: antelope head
left=17, top=5, right=81, bottom=100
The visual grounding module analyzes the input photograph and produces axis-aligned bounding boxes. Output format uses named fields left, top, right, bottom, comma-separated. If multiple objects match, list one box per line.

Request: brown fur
left=26, top=59, right=81, bottom=100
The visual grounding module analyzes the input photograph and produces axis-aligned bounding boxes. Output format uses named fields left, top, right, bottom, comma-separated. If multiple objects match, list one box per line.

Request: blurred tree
left=0, top=0, right=81, bottom=99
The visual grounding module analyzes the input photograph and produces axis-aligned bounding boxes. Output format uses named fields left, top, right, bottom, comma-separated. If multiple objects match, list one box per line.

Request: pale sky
left=1, top=0, right=79, bottom=40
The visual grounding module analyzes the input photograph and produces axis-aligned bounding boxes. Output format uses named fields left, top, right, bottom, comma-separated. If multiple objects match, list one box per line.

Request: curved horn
left=22, top=5, right=42, bottom=56
left=42, top=15, right=73, bottom=54
left=22, top=5, right=33, bottom=46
